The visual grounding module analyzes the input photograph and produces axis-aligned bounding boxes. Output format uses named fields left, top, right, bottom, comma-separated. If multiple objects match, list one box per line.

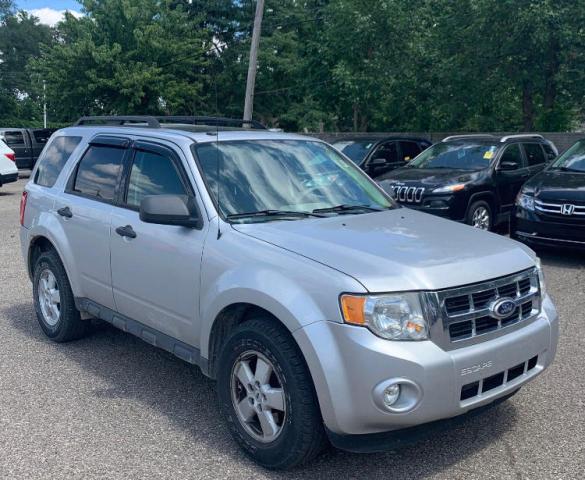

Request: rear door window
left=523, top=143, right=546, bottom=166
left=3, top=131, right=25, bottom=146
left=72, top=145, right=125, bottom=201
left=34, top=136, right=82, bottom=187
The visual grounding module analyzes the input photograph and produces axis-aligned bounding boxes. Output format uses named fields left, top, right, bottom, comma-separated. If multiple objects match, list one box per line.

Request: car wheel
left=217, top=317, right=327, bottom=469
left=467, top=200, right=492, bottom=231
left=32, top=248, right=89, bottom=342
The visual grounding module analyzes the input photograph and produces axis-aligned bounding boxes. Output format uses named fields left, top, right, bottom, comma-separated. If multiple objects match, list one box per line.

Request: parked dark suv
left=511, top=138, right=585, bottom=249
left=332, top=136, right=431, bottom=179
left=378, top=134, right=558, bottom=230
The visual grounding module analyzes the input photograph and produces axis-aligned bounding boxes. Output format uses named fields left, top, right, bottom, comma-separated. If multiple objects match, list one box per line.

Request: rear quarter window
left=34, top=136, right=82, bottom=187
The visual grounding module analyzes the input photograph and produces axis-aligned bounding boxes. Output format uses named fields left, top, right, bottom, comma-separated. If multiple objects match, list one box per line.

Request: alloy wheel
left=230, top=350, right=287, bottom=443
left=38, top=269, right=61, bottom=326
left=471, top=206, right=490, bottom=230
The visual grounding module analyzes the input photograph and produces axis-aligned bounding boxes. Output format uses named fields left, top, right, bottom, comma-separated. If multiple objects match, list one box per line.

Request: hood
left=526, top=169, right=585, bottom=202
left=378, top=168, right=481, bottom=189
left=232, top=209, right=535, bottom=292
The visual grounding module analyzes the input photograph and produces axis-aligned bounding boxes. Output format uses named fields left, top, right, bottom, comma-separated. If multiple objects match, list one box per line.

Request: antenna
left=215, top=121, right=222, bottom=239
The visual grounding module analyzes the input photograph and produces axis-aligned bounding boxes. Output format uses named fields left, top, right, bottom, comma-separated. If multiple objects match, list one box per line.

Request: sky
left=16, top=0, right=83, bottom=26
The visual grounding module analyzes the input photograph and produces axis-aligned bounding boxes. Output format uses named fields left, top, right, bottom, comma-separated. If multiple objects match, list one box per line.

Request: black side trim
left=88, top=135, right=132, bottom=148
left=75, top=297, right=209, bottom=374
left=327, top=389, right=519, bottom=454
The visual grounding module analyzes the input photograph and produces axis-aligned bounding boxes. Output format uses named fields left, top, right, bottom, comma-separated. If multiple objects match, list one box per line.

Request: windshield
left=194, top=140, right=393, bottom=222
left=550, top=140, right=585, bottom=173
left=332, top=140, right=376, bottom=163
left=407, top=142, right=498, bottom=170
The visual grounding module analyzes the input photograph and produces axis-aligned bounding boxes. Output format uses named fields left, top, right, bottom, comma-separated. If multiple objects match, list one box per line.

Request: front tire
left=217, top=317, right=327, bottom=469
left=466, top=200, right=493, bottom=231
left=32, top=249, right=89, bottom=342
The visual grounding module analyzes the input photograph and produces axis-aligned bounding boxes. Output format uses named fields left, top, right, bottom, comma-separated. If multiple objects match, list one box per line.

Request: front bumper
left=395, top=194, right=466, bottom=222
left=293, top=295, right=558, bottom=439
left=511, top=207, right=585, bottom=248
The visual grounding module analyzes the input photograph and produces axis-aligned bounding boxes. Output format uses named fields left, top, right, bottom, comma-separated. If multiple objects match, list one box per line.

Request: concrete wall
left=308, top=132, right=585, bottom=154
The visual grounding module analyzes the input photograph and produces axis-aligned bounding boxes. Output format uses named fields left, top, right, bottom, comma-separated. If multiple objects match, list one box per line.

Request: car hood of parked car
left=377, top=167, right=483, bottom=190
left=232, top=208, right=535, bottom=292
left=526, top=169, right=585, bottom=201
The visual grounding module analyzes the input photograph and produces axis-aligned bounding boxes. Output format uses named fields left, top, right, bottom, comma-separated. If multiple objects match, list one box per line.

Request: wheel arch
left=467, top=191, right=497, bottom=216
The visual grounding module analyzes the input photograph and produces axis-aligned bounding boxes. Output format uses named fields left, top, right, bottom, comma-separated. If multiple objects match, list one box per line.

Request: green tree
left=31, top=0, right=214, bottom=122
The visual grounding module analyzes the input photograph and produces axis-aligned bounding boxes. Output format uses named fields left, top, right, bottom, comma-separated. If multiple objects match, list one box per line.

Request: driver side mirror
left=140, top=194, right=202, bottom=229
left=498, top=160, right=519, bottom=171
left=369, top=157, right=387, bottom=168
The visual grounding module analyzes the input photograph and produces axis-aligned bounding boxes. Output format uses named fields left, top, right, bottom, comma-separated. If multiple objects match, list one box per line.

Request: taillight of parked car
left=5, top=153, right=15, bottom=162
left=20, top=191, right=28, bottom=226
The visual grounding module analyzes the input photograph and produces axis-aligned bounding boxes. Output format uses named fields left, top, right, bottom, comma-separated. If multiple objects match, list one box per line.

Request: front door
left=496, top=143, right=531, bottom=213
left=109, top=141, right=208, bottom=346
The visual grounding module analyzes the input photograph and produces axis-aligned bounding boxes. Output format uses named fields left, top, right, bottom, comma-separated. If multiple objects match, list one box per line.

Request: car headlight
left=516, top=191, right=535, bottom=211
left=432, top=183, right=466, bottom=194
left=340, top=292, right=429, bottom=340
left=536, top=257, right=546, bottom=296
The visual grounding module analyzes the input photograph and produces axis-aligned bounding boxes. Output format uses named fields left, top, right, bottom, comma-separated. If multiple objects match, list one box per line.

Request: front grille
left=391, top=185, right=425, bottom=204
left=535, top=199, right=585, bottom=218
left=437, top=269, right=540, bottom=345
left=460, top=355, right=538, bottom=401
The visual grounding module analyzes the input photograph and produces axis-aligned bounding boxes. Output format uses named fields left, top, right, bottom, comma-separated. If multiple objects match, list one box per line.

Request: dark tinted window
left=523, top=143, right=545, bottom=166
left=35, top=136, right=82, bottom=187
left=542, top=143, right=556, bottom=160
left=3, top=131, right=24, bottom=145
left=371, top=142, right=398, bottom=164
left=126, top=150, right=186, bottom=208
left=32, top=129, right=56, bottom=144
left=332, top=140, right=376, bottom=163
left=400, top=141, right=422, bottom=161
left=500, top=144, right=524, bottom=167
left=73, top=145, right=125, bottom=201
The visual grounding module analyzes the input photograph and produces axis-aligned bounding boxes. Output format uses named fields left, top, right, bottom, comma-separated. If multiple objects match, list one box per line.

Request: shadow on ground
left=4, top=302, right=519, bottom=478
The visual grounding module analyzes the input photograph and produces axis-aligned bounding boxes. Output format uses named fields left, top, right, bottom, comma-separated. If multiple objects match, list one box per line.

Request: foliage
left=0, top=0, right=584, bottom=131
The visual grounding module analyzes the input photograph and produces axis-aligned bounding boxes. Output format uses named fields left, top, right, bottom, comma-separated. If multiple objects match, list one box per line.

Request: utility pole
left=243, top=0, right=265, bottom=123
left=43, top=80, right=47, bottom=128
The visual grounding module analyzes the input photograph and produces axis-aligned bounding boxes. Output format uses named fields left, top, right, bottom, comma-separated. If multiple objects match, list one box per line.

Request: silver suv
left=20, top=116, right=559, bottom=469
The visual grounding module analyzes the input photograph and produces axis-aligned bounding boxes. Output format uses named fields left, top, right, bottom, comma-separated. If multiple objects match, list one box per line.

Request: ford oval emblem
left=491, top=298, right=517, bottom=319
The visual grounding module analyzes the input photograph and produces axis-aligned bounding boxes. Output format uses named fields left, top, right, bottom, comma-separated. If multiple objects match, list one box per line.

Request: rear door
left=109, top=140, right=207, bottom=346
left=495, top=143, right=530, bottom=213
left=522, top=142, right=547, bottom=177
left=55, top=136, right=129, bottom=309
left=2, top=130, right=32, bottom=168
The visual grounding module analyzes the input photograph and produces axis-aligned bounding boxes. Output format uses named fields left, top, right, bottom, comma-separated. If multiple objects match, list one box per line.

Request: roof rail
left=75, top=116, right=161, bottom=128
left=155, top=116, right=267, bottom=130
left=442, top=134, right=496, bottom=142
left=74, top=115, right=267, bottom=130
left=499, top=134, right=545, bottom=142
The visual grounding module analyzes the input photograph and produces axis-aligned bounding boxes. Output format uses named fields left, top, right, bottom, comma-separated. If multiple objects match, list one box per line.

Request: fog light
left=383, top=384, right=401, bottom=407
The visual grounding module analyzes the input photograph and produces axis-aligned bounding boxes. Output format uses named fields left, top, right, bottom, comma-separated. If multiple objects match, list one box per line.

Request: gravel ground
left=0, top=177, right=584, bottom=479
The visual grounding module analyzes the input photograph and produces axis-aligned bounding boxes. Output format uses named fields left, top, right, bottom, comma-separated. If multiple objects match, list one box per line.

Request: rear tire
left=217, top=317, right=327, bottom=469
left=32, top=249, right=89, bottom=342
left=466, top=200, right=493, bottom=231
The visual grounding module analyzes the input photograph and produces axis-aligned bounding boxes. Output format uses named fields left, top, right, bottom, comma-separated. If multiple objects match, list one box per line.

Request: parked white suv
left=0, top=139, right=18, bottom=188
left=20, top=116, right=559, bottom=469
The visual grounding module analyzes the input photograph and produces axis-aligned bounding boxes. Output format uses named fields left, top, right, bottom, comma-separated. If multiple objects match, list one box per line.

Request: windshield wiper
left=552, top=166, right=584, bottom=173
left=312, top=204, right=385, bottom=214
left=226, top=209, right=325, bottom=220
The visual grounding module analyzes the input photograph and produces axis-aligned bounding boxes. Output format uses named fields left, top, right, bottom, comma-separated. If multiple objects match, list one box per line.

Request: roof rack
left=442, top=134, right=496, bottom=142
left=499, top=134, right=544, bottom=142
left=74, top=115, right=267, bottom=130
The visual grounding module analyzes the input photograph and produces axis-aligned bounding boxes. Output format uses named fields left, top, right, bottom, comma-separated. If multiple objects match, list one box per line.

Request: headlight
left=516, top=191, right=535, bottom=211
left=340, top=292, right=429, bottom=340
left=536, top=257, right=546, bottom=296
left=432, top=183, right=466, bottom=194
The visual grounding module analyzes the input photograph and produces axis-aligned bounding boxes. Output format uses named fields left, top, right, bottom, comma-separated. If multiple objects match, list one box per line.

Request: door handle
left=57, top=206, right=73, bottom=218
left=115, top=225, right=137, bottom=239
